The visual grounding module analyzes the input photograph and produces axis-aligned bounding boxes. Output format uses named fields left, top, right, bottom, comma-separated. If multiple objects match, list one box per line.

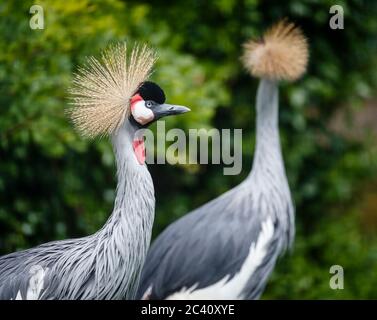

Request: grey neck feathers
left=248, top=78, right=294, bottom=248
left=36, top=120, right=155, bottom=300
left=251, top=79, right=285, bottom=179
left=111, top=121, right=153, bottom=217
left=92, top=120, right=155, bottom=299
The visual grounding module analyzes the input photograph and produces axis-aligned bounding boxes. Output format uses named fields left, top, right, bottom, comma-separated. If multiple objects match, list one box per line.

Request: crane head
left=68, top=43, right=189, bottom=138
left=130, top=81, right=190, bottom=127
left=242, top=19, right=308, bottom=81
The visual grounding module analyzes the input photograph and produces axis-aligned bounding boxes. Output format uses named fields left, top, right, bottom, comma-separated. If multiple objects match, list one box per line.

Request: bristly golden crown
left=242, top=20, right=308, bottom=81
left=68, top=43, right=157, bottom=138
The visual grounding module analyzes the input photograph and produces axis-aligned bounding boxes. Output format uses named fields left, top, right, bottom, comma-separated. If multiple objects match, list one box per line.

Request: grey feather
left=137, top=79, right=295, bottom=300
left=0, top=121, right=155, bottom=300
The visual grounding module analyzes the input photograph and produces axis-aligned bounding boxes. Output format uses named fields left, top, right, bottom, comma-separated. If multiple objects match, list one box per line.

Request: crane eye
left=146, top=101, right=153, bottom=108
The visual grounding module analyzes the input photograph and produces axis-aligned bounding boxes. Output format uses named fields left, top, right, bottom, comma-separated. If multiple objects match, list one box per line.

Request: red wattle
left=133, top=139, right=146, bottom=165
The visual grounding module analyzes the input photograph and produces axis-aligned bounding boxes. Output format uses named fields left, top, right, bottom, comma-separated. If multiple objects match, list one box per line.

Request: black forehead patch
left=137, top=81, right=166, bottom=104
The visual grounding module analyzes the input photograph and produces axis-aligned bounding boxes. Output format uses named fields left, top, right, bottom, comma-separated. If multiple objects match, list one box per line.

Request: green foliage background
left=0, top=0, right=376, bottom=298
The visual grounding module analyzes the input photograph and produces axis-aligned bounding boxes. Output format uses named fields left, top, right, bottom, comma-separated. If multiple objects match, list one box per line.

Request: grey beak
left=153, top=103, right=191, bottom=119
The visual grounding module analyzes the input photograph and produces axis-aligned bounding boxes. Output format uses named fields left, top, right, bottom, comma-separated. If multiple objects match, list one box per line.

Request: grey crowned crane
left=137, top=21, right=309, bottom=300
left=0, top=43, right=189, bottom=300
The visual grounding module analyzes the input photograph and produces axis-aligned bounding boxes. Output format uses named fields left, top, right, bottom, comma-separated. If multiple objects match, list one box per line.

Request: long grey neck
left=248, top=79, right=294, bottom=249
left=95, top=120, right=155, bottom=299
left=111, top=122, right=152, bottom=214
left=249, top=79, right=287, bottom=183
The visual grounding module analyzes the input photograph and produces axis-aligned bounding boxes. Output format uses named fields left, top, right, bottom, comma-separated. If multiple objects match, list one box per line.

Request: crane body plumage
left=137, top=79, right=294, bottom=299
left=0, top=43, right=190, bottom=300
left=137, top=20, right=307, bottom=300
left=0, top=122, right=155, bottom=299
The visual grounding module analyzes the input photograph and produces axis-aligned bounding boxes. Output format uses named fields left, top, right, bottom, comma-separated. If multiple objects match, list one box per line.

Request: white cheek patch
left=131, top=101, right=154, bottom=125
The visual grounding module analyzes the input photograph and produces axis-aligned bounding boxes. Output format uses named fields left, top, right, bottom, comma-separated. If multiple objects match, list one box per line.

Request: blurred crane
left=0, top=43, right=189, bottom=300
left=137, top=20, right=309, bottom=300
